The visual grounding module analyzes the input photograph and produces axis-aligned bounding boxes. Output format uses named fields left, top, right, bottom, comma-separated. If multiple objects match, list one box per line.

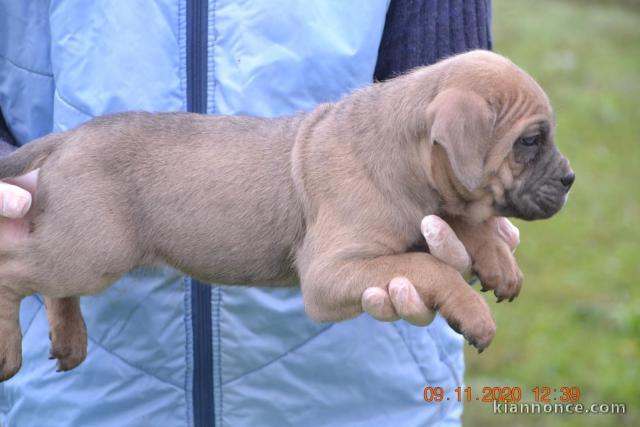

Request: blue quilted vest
left=0, top=1, right=466, bottom=425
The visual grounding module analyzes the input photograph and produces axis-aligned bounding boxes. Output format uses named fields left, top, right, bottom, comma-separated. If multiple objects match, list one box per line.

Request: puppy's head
left=425, top=50, right=574, bottom=222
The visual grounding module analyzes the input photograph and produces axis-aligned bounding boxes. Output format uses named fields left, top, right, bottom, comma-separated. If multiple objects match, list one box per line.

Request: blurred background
left=463, top=0, right=640, bottom=426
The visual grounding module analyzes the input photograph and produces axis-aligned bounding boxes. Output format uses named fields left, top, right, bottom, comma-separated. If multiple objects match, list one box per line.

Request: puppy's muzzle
left=499, top=157, right=574, bottom=221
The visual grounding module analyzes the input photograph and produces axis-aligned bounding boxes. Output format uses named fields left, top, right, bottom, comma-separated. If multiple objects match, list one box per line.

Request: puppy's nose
left=560, top=172, right=575, bottom=189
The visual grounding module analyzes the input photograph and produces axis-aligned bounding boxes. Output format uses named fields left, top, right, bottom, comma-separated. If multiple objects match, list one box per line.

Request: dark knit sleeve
left=374, top=0, right=492, bottom=81
left=0, top=109, right=17, bottom=155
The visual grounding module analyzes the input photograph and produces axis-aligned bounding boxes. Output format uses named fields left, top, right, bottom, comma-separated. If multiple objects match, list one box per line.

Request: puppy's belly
left=136, top=177, right=304, bottom=285
left=155, top=240, right=299, bottom=286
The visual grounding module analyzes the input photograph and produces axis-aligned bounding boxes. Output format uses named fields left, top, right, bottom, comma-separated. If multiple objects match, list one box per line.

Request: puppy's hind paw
left=0, top=328, right=22, bottom=381
left=49, top=317, right=88, bottom=373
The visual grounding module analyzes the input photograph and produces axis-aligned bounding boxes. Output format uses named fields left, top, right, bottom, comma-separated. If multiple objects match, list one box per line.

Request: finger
left=495, top=217, right=520, bottom=252
left=0, top=182, right=32, bottom=219
left=0, top=217, right=30, bottom=245
left=388, top=277, right=435, bottom=326
left=4, top=169, right=39, bottom=194
left=362, top=287, right=400, bottom=321
left=421, top=215, right=472, bottom=275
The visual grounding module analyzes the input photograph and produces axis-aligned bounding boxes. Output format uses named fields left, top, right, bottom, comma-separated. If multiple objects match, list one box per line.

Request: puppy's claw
left=49, top=347, right=87, bottom=373
left=0, top=329, right=23, bottom=382
left=48, top=314, right=88, bottom=374
left=496, top=297, right=504, bottom=303
left=464, top=334, right=491, bottom=353
left=508, top=297, right=514, bottom=303
left=462, top=322, right=495, bottom=352
left=55, top=359, right=74, bottom=373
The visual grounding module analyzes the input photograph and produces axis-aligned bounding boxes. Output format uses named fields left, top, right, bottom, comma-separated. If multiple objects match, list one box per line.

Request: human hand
left=444, top=215, right=522, bottom=302
left=361, top=215, right=520, bottom=326
left=0, top=170, right=38, bottom=244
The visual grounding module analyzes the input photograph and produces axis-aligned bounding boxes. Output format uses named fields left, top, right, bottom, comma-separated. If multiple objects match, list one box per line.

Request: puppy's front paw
left=439, top=288, right=496, bottom=352
left=49, top=315, right=87, bottom=372
left=473, top=242, right=523, bottom=302
left=0, top=326, right=22, bottom=381
left=457, top=293, right=496, bottom=351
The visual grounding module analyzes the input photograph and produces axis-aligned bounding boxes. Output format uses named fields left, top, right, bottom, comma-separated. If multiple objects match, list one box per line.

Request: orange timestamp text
left=423, top=386, right=581, bottom=403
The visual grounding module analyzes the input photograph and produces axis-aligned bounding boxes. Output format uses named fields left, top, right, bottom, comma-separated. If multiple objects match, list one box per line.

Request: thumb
left=0, top=182, right=32, bottom=219
left=421, top=215, right=472, bottom=276
left=495, top=217, right=520, bottom=252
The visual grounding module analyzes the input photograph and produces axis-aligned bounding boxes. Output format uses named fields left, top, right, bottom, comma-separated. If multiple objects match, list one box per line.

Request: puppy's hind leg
left=0, top=251, right=44, bottom=381
left=45, top=297, right=87, bottom=372
left=0, top=285, right=23, bottom=381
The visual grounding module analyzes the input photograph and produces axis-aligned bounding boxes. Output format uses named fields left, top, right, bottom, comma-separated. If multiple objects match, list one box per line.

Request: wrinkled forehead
left=485, top=74, right=555, bottom=139
left=447, top=59, right=553, bottom=114
left=442, top=55, right=555, bottom=133
left=495, top=69, right=553, bottom=120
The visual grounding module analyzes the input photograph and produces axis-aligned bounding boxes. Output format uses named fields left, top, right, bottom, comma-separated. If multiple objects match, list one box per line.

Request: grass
left=462, top=1, right=640, bottom=426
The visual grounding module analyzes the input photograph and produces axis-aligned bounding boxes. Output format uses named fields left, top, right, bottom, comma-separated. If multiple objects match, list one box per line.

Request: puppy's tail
left=0, top=134, right=61, bottom=179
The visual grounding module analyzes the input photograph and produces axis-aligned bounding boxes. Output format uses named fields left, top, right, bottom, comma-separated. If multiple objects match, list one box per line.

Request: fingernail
left=496, top=218, right=509, bottom=239
left=368, top=295, right=383, bottom=310
left=421, top=216, right=443, bottom=245
left=497, top=218, right=520, bottom=246
left=393, top=281, right=408, bottom=305
left=507, top=220, right=520, bottom=241
left=3, top=194, right=31, bottom=218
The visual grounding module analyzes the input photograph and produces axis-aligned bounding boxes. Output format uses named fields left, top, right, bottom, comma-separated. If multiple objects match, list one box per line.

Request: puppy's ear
left=427, top=88, right=495, bottom=192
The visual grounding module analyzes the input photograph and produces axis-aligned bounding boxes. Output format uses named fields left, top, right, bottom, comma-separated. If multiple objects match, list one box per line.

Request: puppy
left=0, top=50, right=573, bottom=380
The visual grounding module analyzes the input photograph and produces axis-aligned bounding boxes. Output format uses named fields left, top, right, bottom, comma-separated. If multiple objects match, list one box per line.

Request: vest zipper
left=187, top=0, right=208, bottom=113
left=186, top=0, right=214, bottom=426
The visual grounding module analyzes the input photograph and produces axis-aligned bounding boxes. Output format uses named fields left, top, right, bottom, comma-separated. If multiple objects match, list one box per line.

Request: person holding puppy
left=0, top=0, right=519, bottom=426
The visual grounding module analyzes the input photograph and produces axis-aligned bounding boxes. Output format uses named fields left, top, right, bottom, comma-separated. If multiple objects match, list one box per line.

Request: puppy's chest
left=369, top=198, right=433, bottom=254
left=381, top=214, right=429, bottom=255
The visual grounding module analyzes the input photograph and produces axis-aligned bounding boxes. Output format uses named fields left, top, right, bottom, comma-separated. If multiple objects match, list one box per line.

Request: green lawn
left=463, top=1, right=640, bottom=426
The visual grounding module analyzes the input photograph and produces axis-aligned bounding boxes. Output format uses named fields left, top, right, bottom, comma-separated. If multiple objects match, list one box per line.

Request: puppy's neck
left=427, top=144, right=495, bottom=224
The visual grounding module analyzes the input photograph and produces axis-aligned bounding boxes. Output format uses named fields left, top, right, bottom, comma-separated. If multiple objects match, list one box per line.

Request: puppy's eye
left=518, top=135, right=541, bottom=147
